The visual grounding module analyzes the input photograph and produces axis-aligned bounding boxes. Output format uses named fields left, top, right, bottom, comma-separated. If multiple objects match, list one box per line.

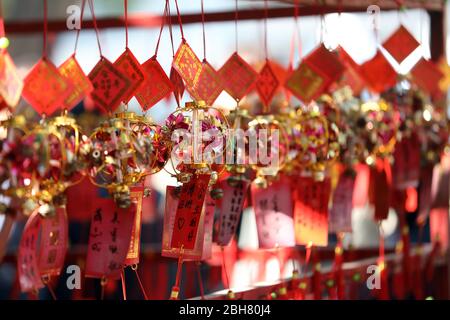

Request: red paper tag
left=88, top=57, right=131, bottom=113
left=162, top=185, right=211, bottom=260
left=305, top=44, right=345, bottom=85
left=430, top=208, right=449, bottom=254
left=417, top=165, right=433, bottom=225
left=114, top=48, right=145, bottom=103
left=219, top=52, right=258, bottom=101
left=38, top=207, right=68, bottom=277
left=359, top=50, right=397, bottom=93
left=135, top=56, right=173, bottom=111
left=22, top=58, right=74, bottom=115
left=383, top=25, right=420, bottom=64
left=85, top=199, right=136, bottom=280
left=201, top=194, right=216, bottom=260
left=255, top=61, right=280, bottom=108
left=214, top=178, right=250, bottom=246
left=411, top=58, right=444, bottom=99
left=172, top=41, right=202, bottom=88
left=369, top=158, right=392, bottom=220
left=352, top=163, right=370, bottom=207
left=285, top=60, right=330, bottom=103
left=58, top=55, right=93, bottom=111
left=170, top=66, right=185, bottom=106
left=329, top=173, right=355, bottom=233
left=188, top=61, right=223, bottom=105
left=170, top=174, right=211, bottom=250
left=17, top=211, right=44, bottom=292
left=0, top=50, right=23, bottom=108
left=252, top=177, right=295, bottom=249
left=392, top=134, right=420, bottom=190
left=124, top=186, right=144, bottom=266
left=337, top=47, right=365, bottom=95
left=294, top=177, right=331, bottom=247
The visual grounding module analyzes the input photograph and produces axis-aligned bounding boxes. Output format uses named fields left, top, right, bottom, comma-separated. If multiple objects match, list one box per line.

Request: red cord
left=167, top=0, right=175, bottom=57
left=201, top=0, right=206, bottom=61
left=134, top=268, right=149, bottom=300
left=87, top=0, right=103, bottom=57
left=121, top=270, right=127, bottom=300
left=43, top=0, right=47, bottom=58
left=73, top=0, right=86, bottom=56
left=221, top=246, right=230, bottom=289
left=263, top=0, right=268, bottom=60
left=124, top=0, right=128, bottom=48
left=234, top=0, right=238, bottom=53
left=154, top=0, right=168, bottom=57
left=0, top=0, right=5, bottom=38
left=174, top=0, right=185, bottom=41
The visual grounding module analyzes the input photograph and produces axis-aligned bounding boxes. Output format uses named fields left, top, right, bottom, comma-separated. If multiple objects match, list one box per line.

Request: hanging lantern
left=18, top=119, right=67, bottom=217
left=87, top=110, right=159, bottom=208
left=359, top=99, right=399, bottom=164
left=247, top=114, right=289, bottom=187
left=0, top=115, right=31, bottom=216
left=163, top=100, right=229, bottom=186
left=294, top=102, right=339, bottom=181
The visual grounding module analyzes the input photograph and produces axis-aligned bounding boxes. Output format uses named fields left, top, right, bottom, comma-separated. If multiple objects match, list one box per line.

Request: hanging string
left=124, top=0, right=128, bottom=48
left=154, top=0, right=168, bottom=57
left=170, top=249, right=184, bottom=300
left=234, top=0, right=238, bottom=53
left=200, top=0, right=206, bottom=61
left=0, top=0, right=5, bottom=38
left=167, top=0, right=175, bottom=57
left=378, top=222, right=385, bottom=267
left=73, top=0, right=86, bottom=56
left=263, top=0, right=268, bottom=60
left=43, top=0, right=48, bottom=58
left=174, top=0, right=185, bottom=41
left=221, top=246, right=230, bottom=289
left=121, top=270, right=127, bottom=300
left=87, top=0, right=103, bottom=57
left=133, top=267, right=149, bottom=300
left=289, top=0, right=302, bottom=66
left=196, top=262, right=205, bottom=300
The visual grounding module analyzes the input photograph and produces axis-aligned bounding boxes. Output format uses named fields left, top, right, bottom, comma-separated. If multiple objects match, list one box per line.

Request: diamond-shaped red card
left=305, top=44, right=345, bottom=86
left=383, top=25, right=420, bottom=64
left=0, top=50, right=23, bottom=108
left=285, top=60, right=330, bottom=103
left=172, top=41, right=202, bottom=88
left=22, top=58, right=74, bottom=115
left=170, top=66, right=185, bottom=106
left=187, top=61, right=223, bottom=105
left=58, top=55, right=93, bottom=111
left=219, top=52, right=258, bottom=101
left=88, top=57, right=131, bottom=113
left=359, top=50, right=397, bottom=93
left=114, top=48, right=145, bottom=103
left=135, top=56, right=173, bottom=111
left=337, top=46, right=365, bottom=95
left=411, top=58, right=444, bottom=98
left=255, top=61, right=279, bottom=107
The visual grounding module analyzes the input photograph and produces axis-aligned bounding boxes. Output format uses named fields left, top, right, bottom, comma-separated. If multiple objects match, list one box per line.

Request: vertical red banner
left=251, top=177, right=295, bottom=249
left=162, top=185, right=214, bottom=260
left=171, top=174, right=211, bottom=250
left=17, top=211, right=44, bottom=293
left=38, top=207, right=68, bottom=277
left=85, top=198, right=136, bottom=280
left=124, top=186, right=144, bottom=266
left=214, top=178, right=250, bottom=246
left=294, top=177, right=331, bottom=247
left=329, top=173, right=355, bottom=233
